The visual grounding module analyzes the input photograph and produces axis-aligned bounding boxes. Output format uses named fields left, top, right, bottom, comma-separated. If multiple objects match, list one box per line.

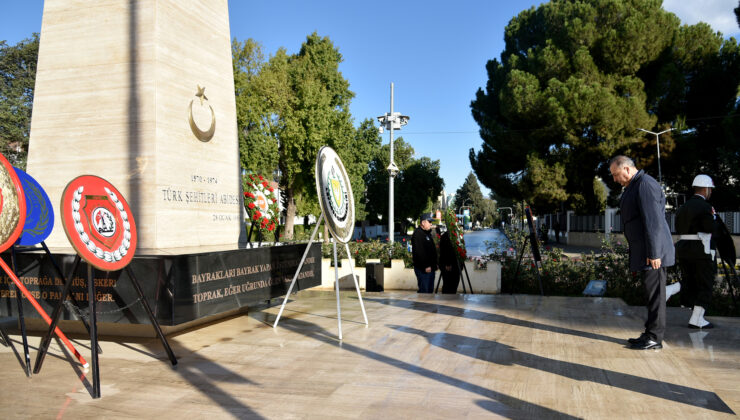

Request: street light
left=638, top=128, right=674, bottom=185
left=377, top=82, right=409, bottom=243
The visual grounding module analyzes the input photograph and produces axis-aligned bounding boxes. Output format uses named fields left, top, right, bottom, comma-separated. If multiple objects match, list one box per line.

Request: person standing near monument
left=674, top=174, right=716, bottom=329
left=609, top=155, right=675, bottom=350
left=412, top=214, right=438, bottom=293
left=438, top=225, right=460, bottom=294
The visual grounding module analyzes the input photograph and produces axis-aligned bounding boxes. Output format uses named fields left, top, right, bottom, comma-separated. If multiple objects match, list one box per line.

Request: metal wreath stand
left=272, top=147, right=368, bottom=340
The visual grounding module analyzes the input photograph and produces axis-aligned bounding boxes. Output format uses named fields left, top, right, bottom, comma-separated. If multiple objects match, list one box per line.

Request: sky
left=3, top=0, right=739, bottom=198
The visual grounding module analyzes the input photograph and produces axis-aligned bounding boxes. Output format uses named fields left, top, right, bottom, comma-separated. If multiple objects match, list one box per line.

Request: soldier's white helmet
left=692, top=174, right=714, bottom=188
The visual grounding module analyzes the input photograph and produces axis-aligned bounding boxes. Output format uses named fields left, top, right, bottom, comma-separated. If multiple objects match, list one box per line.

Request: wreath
left=243, top=173, right=279, bottom=233
left=443, top=208, right=467, bottom=260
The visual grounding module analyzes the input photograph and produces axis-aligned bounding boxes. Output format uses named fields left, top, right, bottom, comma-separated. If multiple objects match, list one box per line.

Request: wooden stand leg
left=434, top=271, right=442, bottom=294
left=0, top=257, right=87, bottom=369
left=343, top=243, right=368, bottom=326
left=333, top=241, right=343, bottom=340
left=10, top=249, right=31, bottom=377
left=41, top=242, right=98, bottom=346
left=87, top=264, right=101, bottom=399
left=125, top=266, right=177, bottom=366
left=33, top=256, right=82, bottom=374
left=273, top=214, right=324, bottom=328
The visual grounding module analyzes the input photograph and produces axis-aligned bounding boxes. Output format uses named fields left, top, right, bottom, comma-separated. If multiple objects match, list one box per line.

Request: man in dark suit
left=675, top=174, right=716, bottom=329
left=411, top=214, right=438, bottom=293
left=438, top=226, right=461, bottom=294
left=609, top=155, right=675, bottom=350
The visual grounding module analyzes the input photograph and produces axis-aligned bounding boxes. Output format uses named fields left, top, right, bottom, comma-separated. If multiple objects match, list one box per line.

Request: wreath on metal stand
left=243, top=173, right=279, bottom=247
left=442, top=208, right=473, bottom=293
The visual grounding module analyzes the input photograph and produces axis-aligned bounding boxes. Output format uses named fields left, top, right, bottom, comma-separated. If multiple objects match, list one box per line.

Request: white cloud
left=662, top=0, right=739, bottom=37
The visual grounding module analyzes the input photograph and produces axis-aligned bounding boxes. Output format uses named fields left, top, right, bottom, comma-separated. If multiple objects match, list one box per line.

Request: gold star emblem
left=195, top=85, right=208, bottom=105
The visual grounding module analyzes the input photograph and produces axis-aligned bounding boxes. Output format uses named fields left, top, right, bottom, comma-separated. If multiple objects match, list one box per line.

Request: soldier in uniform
left=674, top=174, right=716, bottom=329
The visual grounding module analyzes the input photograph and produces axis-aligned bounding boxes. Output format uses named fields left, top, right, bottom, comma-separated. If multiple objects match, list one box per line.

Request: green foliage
left=490, top=228, right=677, bottom=303
left=0, top=33, right=38, bottom=169
left=364, top=138, right=444, bottom=231
left=233, top=34, right=385, bottom=239
left=453, top=173, right=500, bottom=227
left=490, top=228, right=737, bottom=315
left=471, top=0, right=740, bottom=212
left=321, top=240, right=412, bottom=268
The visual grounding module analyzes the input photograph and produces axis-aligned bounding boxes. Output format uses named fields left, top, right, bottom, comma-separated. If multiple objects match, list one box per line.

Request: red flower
left=248, top=202, right=255, bottom=209
left=258, top=175, right=264, bottom=181
left=262, top=181, right=268, bottom=188
left=271, top=198, right=277, bottom=203
left=253, top=213, right=259, bottom=221
left=269, top=187, right=274, bottom=192
left=268, top=224, right=275, bottom=231
left=245, top=192, right=254, bottom=198
left=255, top=210, right=262, bottom=218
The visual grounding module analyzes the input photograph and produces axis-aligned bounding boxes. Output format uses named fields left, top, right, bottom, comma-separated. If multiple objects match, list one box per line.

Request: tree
left=341, top=118, right=383, bottom=221
left=233, top=33, right=358, bottom=240
left=363, top=137, right=416, bottom=224
left=0, top=33, right=39, bottom=169
left=232, top=38, right=281, bottom=176
left=364, top=137, right=443, bottom=234
left=736, top=1, right=740, bottom=29
left=646, top=23, right=740, bottom=209
left=455, top=172, right=485, bottom=223
left=396, top=156, right=444, bottom=231
left=470, top=0, right=681, bottom=213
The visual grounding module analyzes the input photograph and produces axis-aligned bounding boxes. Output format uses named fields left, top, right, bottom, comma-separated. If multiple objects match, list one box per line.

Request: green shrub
left=321, top=239, right=413, bottom=268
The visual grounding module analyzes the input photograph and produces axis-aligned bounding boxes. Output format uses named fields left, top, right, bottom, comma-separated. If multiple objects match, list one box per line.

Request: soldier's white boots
left=666, top=282, right=681, bottom=302
left=688, top=305, right=713, bottom=329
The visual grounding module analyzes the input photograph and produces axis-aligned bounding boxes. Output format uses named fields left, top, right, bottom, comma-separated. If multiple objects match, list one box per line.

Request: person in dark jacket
left=675, top=174, right=716, bottom=329
left=438, top=226, right=460, bottom=294
left=609, top=155, right=675, bottom=350
left=412, top=214, right=438, bottom=293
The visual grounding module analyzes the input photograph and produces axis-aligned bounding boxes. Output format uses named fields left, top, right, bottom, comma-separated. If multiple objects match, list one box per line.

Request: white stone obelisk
left=27, top=0, right=241, bottom=250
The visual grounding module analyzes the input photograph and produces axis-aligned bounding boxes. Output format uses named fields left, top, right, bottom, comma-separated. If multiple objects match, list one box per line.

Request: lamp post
left=377, top=83, right=409, bottom=243
left=638, top=128, right=674, bottom=186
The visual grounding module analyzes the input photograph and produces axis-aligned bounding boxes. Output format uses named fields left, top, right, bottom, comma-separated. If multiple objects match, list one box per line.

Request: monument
left=3, top=0, right=321, bottom=334
left=27, top=0, right=242, bottom=250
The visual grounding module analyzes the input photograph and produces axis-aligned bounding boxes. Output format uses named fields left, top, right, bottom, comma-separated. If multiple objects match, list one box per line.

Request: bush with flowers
left=489, top=226, right=681, bottom=305
left=322, top=239, right=413, bottom=268
left=243, top=173, right=279, bottom=238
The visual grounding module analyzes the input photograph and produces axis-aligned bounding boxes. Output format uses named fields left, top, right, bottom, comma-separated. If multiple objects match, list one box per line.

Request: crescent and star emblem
left=188, top=85, right=216, bottom=142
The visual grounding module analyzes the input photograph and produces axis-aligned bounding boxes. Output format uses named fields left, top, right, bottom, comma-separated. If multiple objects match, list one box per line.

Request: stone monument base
left=1, top=244, right=321, bottom=336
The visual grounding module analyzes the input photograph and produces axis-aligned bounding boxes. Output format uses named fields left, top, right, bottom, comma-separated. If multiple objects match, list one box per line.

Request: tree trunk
left=284, top=188, right=296, bottom=241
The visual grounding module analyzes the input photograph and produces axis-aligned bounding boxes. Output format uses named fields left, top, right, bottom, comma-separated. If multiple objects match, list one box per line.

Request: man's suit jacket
left=619, top=170, right=675, bottom=272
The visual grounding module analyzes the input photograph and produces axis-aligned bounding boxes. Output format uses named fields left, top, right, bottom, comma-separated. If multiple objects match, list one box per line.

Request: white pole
left=273, top=213, right=324, bottom=328
left=388, top=82, right=395, bottom=244
left=344, top=243, right=369, bottom=326
left=333, top=240, right=343, bottom=340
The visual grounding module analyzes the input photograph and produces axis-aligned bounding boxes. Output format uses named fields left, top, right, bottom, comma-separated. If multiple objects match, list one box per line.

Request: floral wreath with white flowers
left=243, top=173, right=279, bottom=233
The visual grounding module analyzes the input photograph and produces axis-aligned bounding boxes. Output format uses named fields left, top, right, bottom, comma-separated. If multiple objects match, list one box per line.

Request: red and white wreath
left=243, top=174, right=279, bottom=232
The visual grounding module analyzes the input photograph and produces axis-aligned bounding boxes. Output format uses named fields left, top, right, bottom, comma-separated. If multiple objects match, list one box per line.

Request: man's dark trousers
left=643, top=267, right=666, bottom=342
left=415, top=269, right=435, bottom=293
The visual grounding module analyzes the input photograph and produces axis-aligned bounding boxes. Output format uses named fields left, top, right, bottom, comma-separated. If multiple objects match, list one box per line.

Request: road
left=463, top=228, right=511, bottom=257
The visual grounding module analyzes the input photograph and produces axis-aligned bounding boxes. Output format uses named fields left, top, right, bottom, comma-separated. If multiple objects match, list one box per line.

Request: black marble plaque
left=0, top=243, right=321, bottom=326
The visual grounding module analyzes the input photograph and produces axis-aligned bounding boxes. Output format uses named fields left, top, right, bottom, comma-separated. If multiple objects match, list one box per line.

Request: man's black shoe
left=627, top=333, right=650, bottom=345
left=630, top=338, right=662, bottom=350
